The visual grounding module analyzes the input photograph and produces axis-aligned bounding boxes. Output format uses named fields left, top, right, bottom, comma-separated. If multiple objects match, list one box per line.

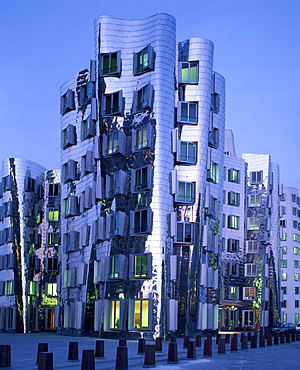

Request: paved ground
left=0, top=332, right=300, bottom=369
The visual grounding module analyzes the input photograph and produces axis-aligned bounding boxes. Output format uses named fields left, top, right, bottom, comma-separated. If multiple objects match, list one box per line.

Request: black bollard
left=38, top=352, right=53, bottom=370
left=286, top=333, right=291, bottom=343
left=187, top=341, right=196, bottom=359
left=81, top=350, right=95, bottom=370
left=280, top=333, right=285, bottom=344
left=119, top=339, right=127, bottom=347
left=225, top=334, right=230, bottom=344
left=216, top=333, right=220, bottom=344
left=267, top=334, right=272, bottom=346
left=231, top=336, right=238, bottom=352
left=241, top=336, right=248, bottom=350
left=196, top=334, right=201, bottom=347
left=183, top=336, right=190, bottom=348
left=95, top=340, right=105, bottom=358
left=68, top=342, right=79, bottom=361
left=144, top=345, right=155, bottom=368
left=0, top=345, right=11, bottom=368
left=291, top=332, right=296, bottom=342
left=259, top=335, right=265, bottom=347
left=138, top=338, right=146, bottom=354
left=203, top=339, right=212, bottom=357
left=250, top=335, right=257, bottom=348
left=167, top=342, right=178, bottom=364
left=115, top=346, right=128, bottom=370
left=218, top=338, right=226, bottom=355
left=248, top=332, right=252, bottom=341
left=36, top=343, right=48, bottom=365
left=170, top=336, right=177, bottom=343
left=274, top=333, right=279, bottom=345
left=155, top=337, right=163, bottom=352
left=240, top=332, right=245, bottom=343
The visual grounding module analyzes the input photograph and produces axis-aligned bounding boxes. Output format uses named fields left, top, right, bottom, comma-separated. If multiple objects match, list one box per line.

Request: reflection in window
left=180, top=62, right=198, bottom=83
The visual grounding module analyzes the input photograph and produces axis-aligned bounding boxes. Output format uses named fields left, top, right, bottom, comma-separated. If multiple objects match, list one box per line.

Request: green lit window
left=47, top=233, right=59, bottom=246
left=249, top=195, right=261, bottom=207
left=180, top=62, right=198, bottom=84
left=295, top=313, right=300, bottom=325
left=282, top=246, right=287, bottom=254
left=248, top=217, right=259, bottom=230
left=230, top=287, right=238, bottom=299
left=281, top=233, right=287, bottom=241
left=295, top=260, right=299, bottom=268
left=228, top=168, right=240, bottom=183
left=282, top=273, right=287, bottom=281
left=5, top=281, right=14, bottom=295
left=101, top=51, right=120, bottom=76
left=48, top=208, right=59, bottom=222
left=133, top=300, right=149, bottom=329
left=294, top=234, right=298, bottom=241
left=133, top=254, right=151, bottom=278
left=207, top=162, right=219, bottom=183
left=134, top=45, right=154, bottom=76
left=228, top=215, right=240, bottom=230
left=281, top=260, right=287, bottom=268
left=46, top=283, right=57, bottom=297
left=29, top=281, right=39, bottom=296
left=294, top=247, right=299, bottom=255
left=110, top=300, right=121, bottom=329
left=283, top=313, right=287, bottom=323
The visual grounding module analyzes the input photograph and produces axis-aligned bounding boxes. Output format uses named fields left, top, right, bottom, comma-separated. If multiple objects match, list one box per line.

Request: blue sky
left=1, top=0, right=300, bottom=187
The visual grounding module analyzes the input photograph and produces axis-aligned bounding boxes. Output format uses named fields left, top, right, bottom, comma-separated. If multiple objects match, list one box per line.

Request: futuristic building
left=59, top=13, right=225, bottom=338
left=279, top=187, right=300, bottom=324
left=0, top=158, right=60, bottom=332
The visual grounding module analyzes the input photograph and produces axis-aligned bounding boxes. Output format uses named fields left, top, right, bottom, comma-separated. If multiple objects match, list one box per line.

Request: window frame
left=100, top=51, right=121, bottom=77
left=245, top=263, right=257, bottom=277
left=177, top=101, right=198, bottom=124
left=133, top=45, right=155, bottom=76
left=129, top=254, right=152, bottom=279
left=250, top=171, right=263, bottom=184
left=175, top=222, right=193, bottom=245
left=179, top=61, right=199, bottom=84
left=102, top=90, right=123, bottom=116
left=228, top=215, right=240, bottom=230
left=130, top=208, right=153, bottom=235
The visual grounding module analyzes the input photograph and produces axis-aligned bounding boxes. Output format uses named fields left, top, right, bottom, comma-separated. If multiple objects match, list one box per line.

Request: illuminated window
left=281, top=260, right=287, bottom=268
left=283, top=313, right=287, bottom=323
left=249, top=194, right=261, bottom=207
left=104, top=131, right=126, bottom=156
left=48, top=208, right=59, bottom=222
left=135, top=125, right=149, bottom=150
left=29, top=281, right=39, bottom=296
left=230, top=287, right=238, bottom=299
left=100, top=51, right=121, bottom=76
left=47, top=233, right=59, bottom=246
left=295, top=313, right=299, bottom=324
left=250, top=171, right=263, bottom=184
left=207, top=162, right=219, bottom=183
left=295, top=273, right=299, bottom=281
left=176, top=182, right=195, bottom=204
left=131, top=254, right=152, bottom=279
left=281, top=233, right=287, bottom=241
left=179, top=62, right=198, bottom=84
left=294, top=234, right=299, bottom=242
left=293, top=247, right=298, bottom=255
left=246, top=240, right=259, bottom=253
left=228, top=168, right=240, bottom=183
left=228, top=215, right=240, bottom=230
left=247, top=217, right=259, bottom=230
left=4, top=281, right=14, bottom=295
left=282, top=273, right=287, bottom=281
left=46, top=283, right=57, bottom=297
left=133, top=300, right=150, bottom=329
left=177, top=101, right=198, bottom=124
left=245, top=264, right=257, bottom=277
left=133, top=45, right=154, bottom=76
left=243, top=287, right=256, bottom=300
left=281, top=246, right=287, bottom=254
left=63, top=196, right=79, bottom=218
left=110, top=300, right=121, bottom=329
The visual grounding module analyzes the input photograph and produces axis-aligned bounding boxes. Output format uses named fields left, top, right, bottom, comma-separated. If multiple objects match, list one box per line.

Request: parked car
left=271, top=323, right=296, bottom=334
left=296, top=323, right=300, bottom=332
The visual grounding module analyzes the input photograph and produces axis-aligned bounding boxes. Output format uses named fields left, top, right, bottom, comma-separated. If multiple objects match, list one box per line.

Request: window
left=282, top=286, right=287, bottom=295
left=63, top=196, right=79, bottom=218
left=295, top=287, right=299, bottom=295
left=81, top=151, right=94, bottom=176
left=46, top=257, right=58, bottom=272
left=48, top=208, right=59, bottom=222
left=81, top=116, right=96, bottom=140
left=228, top=191, right=240, bottom=206
left=228, top=168, right=240, bottom=183
left=210, top=93, right=220, bottom=113
left=228, top=215, right=240, bottom=229
left=295, top=314, right=300, bottom=325
left=292, top=194, right=297, bottom=202
left=294, top=220, right=298, bottom=229
left=109, top=212, right=127, bottom=238
left=131, top=209, right=152, bottom=235
left=242, top=311, right=255, bottom=326
left=108, top=255, right=126, bottom=280
left=177, top=101, right=198, bottom=124
left=280, top=193, right=285, bottom=201
left=62, top=159, right=78, bottom=183
left=176, top=182, right=195, bottom=204
left=295, top=260, right=299, bottom=268
left=100, top=51, right=121, bottom=76
left=283, top=313, right=287, bottom=324
left=250, top=171, right=263, bottom=184
left=110, top=300, right=121, bottom=329
left=229, top=263, right=239, bottom=277
left=293, top=207, right=297, bottom=216
left=133, top=45, right=154, bottom=76
left=282, top=273, right=287, bottom=281
left=207, top=162, right=219, bottom=183
left=176, top=222, right=193, bottom=244
left=60, top=89, right=75, bottom=115
left=296, top=301, right=299, bottom=308
left=280, top=220, right=286, bottom=227
left=103, top=130, right=126, bottom=156
left=130, top=254, right=152, bottom=279
left=179, top=62, right=198, bottom=84
left=294, top=234, right=298, bottom=242
left=281, top=233, right=287, bottom=241
left=106, top=170, right=128, bottom=198
left=208, top=128, right=219, bottom=148
left=249, top=194, right=261, bottom=207
left=46, top=283, right=57, bottom=297
left=4, top=281, right=14, bottom=295
left=131, top=166, right=152, bottom=193
left=61, top=124, right=77, bottom=149
left=132, top=299, right=150, bottom=329
left=133, top=83, right=153, bottom=113
left=48, top=184, right=59, bottom=197
left=295, top=273, right=299, bottom=281
left=243, top=287, right=256, bottom=300
left=132, top=124, right=153, bottom=151
left=47, top=233, right=59, bottom=246
left=64, top=231, right=80, bottom=253
left=294, top=247, right=299, bottom=255
left=282, top=300, right=287, bottom=308
left=281, top=260, right=287, bottom=268
left=246, top=240, right=259, bottom=253
left=227, top=239, right=239, bottom=252
left=178, top=141, right=197, bottom=164
left=29, top=281, right=39, bottom=296
left=102, top=91, right=123, bottom=116
left=247, top=217, right=259, bottom=230
left=245, top=263, right=257, bottom=277
left=78, top=82, right=95, bottom=106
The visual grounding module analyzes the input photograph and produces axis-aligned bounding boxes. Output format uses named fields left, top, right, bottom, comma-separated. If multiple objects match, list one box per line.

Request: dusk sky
left=1, top=0, right=300, bottom=187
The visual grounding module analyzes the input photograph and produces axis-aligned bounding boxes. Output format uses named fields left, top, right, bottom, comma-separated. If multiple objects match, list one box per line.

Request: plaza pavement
left=0, top=331, right=300, bottom=369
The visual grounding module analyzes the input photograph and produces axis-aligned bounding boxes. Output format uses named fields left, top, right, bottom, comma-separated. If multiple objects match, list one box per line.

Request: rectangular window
left=178, top=141, right=197, bottom=164
left=4, top=281, right=14, bottom=295
left=282, top=300, right=287, bottom=308
left=207, top=162, right=219, bottom=183
left=228, top=215, right=240, bottom=229
left=60, top=89, right=75, bottom=116
left=295, top=260, right=299, bottom=268
left=106, top=170, right=128, bottom=198
left=132, top=124, right=153, bottom=152
left=281, top=233, right=287, bottom=241
left=210, top=93, right=220, bottom=113
left=292, top=194, right=297, bottom=202
left=242, top=310, right=255, bottom=326
left=29, top=281, right=39, bottom=296
left=131, top=209, right=152, bottom=235
left=78, top=82, right=95, bottom=106
left=63, top=196, right=79, bottom=218
left=109, top=256, right=123, bottom=280
left=281, top=260, right=287, bottom=268
left=250, top=171, right=263, bottom=184
left=102, top=91, right=123, bottom=116
left=245, top=263, right=257, bottom=277
left=280, top=220, right=286, bottom=227
left=293, top=207, right=297, bottom=216
left=46, top=283, right=57, bottom=297
left=246, top=240, right=259, bottom=253
left=282, top=286, right=287, bottom=295
left=176, top=182, right=195, bottom=204
left=248, top=217, right=259, bottom=230
left=133, top=300, right=150, bottom=329
left=179, top=62, right=198, bottom=84
left=295, top=273, right=299, bottom=281
left=177, top=101, right=198, bottom=124
left=176, top=222, right=193, bottom=244
left=281, top=246, right=287, bottom=254
left=249, top=194, right=261, bottom=207
left=133, top=45, right=154, bottom=75
left=47, top=233, right=59, bottom=247
left=62, top=159, right=78, bottom=183
left=228, top=191, right=240, bottom=206
left=243, top=287, right=256, bottom=300
left=130, top=254, right=152, bottom=279
left=296, top=287, right=299, bottom=295
left=46, top=257, right=58, bottom=272
left=296, top=301, right=300, bottom=308
left=61, top=124, right=77, bottom=149
left=48, top=208, right=59, bottom=222
left=294, top=247, right=298, bottom=255
left=227, top=239, right=239, bottom=252
left=294, top=220, right=298, bottom=229
left=282, top=272, right=287, bottom=281
left=109, top=212, right=127, bottom=238
left=81, top=116, right=96, bottom=140
left=228, top=168, right=240, bottom=183
left=110, top=300, right=121, bottom=329
left=131, top=166, right=152, bottom=193
left=133, top=84, right=153, bottom=113
left=208, top=128, right=219, bottom=149
left=294, top=234, right=298, bottom=242
left=100, top=51, right=121, bottom=76
left=295, top=314, right=300, bottom=325
left=48, top=184, right=59, bottom=197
